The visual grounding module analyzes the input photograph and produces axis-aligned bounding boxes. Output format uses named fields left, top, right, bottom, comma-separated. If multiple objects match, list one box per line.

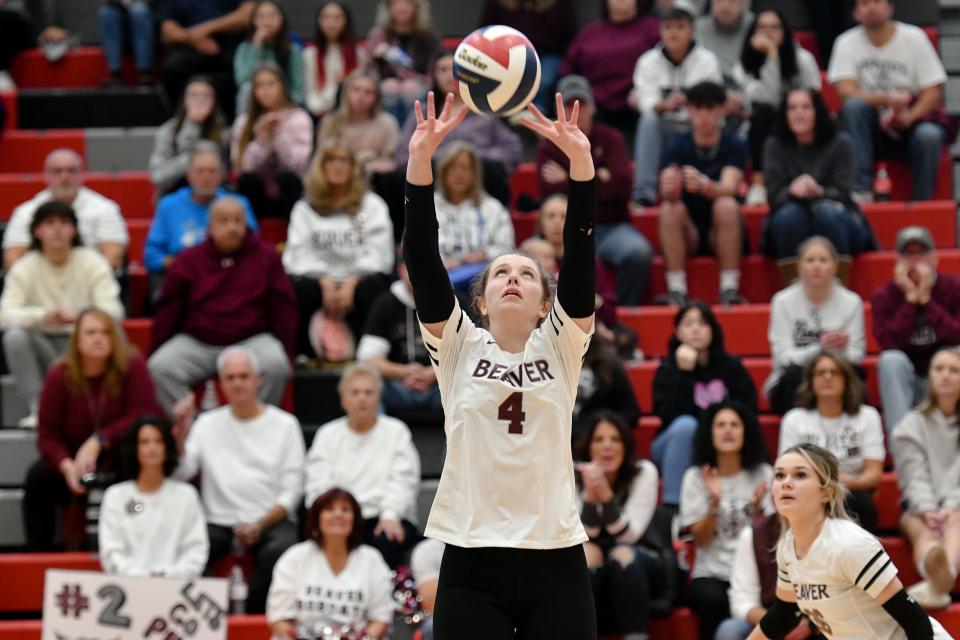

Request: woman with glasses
left=778, top=350, right=884, bottom=532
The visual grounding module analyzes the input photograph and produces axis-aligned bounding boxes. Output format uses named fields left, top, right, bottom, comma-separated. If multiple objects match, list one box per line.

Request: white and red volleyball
left=453, top=25, right=541, bottom=117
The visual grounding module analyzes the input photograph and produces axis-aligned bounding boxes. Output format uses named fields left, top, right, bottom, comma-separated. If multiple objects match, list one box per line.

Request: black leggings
left=748, top=103, right=779, bottom=173
left=434, top=544, right=597, bottom=640
left=688, top=576, right=730, bottom=640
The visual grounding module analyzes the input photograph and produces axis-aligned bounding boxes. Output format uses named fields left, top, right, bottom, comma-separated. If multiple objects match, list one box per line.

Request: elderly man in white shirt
left=174, top=345, right=305, bottom=614
left=305, top=363, right=421, bottom=568
left=3, top=149, right=129, bottom=271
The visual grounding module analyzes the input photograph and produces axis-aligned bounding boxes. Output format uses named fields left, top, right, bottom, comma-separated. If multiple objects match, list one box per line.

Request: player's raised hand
left=521, top=93, right=594, bottom=181
left=408, top=91, right=468, bottom=159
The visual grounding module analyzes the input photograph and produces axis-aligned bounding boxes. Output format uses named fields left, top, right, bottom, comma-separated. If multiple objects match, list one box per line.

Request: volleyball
left=452, top=25, right=541, bottom=117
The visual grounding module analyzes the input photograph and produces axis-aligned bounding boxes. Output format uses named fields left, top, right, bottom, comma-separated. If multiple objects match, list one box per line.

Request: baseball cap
left=896, top=226, right=934, bottom=253
left=557, top=75, right=594, bottom=106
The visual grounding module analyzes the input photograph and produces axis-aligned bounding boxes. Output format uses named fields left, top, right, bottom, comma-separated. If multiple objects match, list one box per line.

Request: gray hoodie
left=893, top=408, right=960, bottom=514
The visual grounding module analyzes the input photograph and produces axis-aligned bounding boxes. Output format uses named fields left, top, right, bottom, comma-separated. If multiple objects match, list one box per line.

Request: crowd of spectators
left=2, top=0, right=960, bottom=636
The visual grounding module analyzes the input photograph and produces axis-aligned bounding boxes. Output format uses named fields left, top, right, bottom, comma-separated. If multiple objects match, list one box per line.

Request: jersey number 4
left=498, top=392, right=526, bottom=434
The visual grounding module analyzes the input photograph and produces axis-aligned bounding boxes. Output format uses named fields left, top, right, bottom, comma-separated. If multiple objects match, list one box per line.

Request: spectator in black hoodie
left=573, top=334, right=640, bottom=441
left=652, top=301, right=757, bottom=508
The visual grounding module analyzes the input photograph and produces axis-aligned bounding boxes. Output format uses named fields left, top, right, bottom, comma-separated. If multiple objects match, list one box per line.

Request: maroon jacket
left=536, top=121, right=633, bottom=226
left=37, top=355, right=157, bottom=470
left=150, top=234, right=297, bottom=360
left=871, top=273, right=960, bottom=375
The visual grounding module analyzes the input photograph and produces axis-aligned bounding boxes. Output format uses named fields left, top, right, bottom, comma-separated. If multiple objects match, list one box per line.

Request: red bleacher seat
left=630, top=201, right=957, bottom=255
left=637, top=250, right=960, bottom=305
left=0, top=130, right=85, bottom=173
left=0, top=553, right=100, bottom=613
left=11, top=47, right=110, bottom=89
left=0, top=172, right=155, bottom=219
left=0, top=91, right=19, bottom=131
left=127, top=218, right=149, bottom=266
left=617, top=302, right=880, bottom=360
left=0, top=615, right=269, bottom=640
left=626, top=355, right=881, bottom=414
left=84, top=171, right=154, bottom=216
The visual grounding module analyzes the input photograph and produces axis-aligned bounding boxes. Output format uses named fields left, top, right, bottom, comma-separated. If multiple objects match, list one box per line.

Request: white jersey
left=778, top=518, right=952, bottom=639
left=419, top=298, right=593, bottom=549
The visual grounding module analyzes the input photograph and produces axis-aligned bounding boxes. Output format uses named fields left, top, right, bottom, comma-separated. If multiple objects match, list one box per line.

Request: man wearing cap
left=536, top=75, right=653, bottom=306
left=3, top=149, right=129, bottom=272
left=872, top=226, right=960, bottom=431
left=0, top=201, right=124, bottom=428
left=632, top=0, right=722, bottom=205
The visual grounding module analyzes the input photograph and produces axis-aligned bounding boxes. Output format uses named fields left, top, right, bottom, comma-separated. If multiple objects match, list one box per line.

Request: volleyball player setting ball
left=748, top=443, right=953, bottom=640
left=402, top=90, right=598, bottom=639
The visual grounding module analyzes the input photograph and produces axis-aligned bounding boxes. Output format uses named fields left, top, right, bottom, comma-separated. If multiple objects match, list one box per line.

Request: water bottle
left=201, top=379, right=219, bottom=411
left=873, top=163, right=892, bottom=202
left=229, top=537, right=248, bottom=615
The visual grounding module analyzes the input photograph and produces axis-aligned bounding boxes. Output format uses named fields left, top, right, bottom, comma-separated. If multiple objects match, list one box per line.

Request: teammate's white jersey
left=777, top=518, right=953, bottom=639
left=419, top=298, right=593, bottom=549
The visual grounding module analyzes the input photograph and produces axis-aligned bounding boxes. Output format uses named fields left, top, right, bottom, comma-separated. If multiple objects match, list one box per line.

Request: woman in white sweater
left=283, top=145, right=394, bottom=360
left=433, top=141, right=515, bottom=290
left=99, top=416, right=208, bottom=578
left=893, top=347, right=960, bottom=609
left=765, top=236, right=865, bottom=415
left=779, top=350, right=884, bottom=532
left=267, top=488, right=393, bottom=640
left=0, top=201, right=123, bottom=428
left=573, top=410, right=665, bottom=640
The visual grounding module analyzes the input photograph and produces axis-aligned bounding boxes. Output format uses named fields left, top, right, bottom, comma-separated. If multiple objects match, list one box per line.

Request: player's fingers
left=517, top=116, right=548, bottom=136
left=449, top=104, right=469, bottom=129
left=426, top=91, right=436, bottom=120
left=414, top=100, right=424, bottom=126
left=555, top=92, right=566, bottom=122
left=569, top=100, right=580, bottom=127
left=527, top=102, right=552, bottom=127
left=439, top=92, right=454, bottom=121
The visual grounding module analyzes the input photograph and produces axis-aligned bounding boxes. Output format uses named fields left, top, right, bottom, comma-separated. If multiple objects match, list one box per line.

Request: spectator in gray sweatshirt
left=893, top=347, right=960, bottom=610
left=765, top=236, right=865, bottom=414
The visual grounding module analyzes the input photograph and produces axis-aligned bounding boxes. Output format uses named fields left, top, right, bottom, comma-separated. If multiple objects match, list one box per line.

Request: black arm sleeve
left=758, top=597, right=802, bottom=639
left=882, top=589, right=934, bottom=639
left=402, top=181, right=456, bottom=324
left=556, top=177, right=597, bottom=319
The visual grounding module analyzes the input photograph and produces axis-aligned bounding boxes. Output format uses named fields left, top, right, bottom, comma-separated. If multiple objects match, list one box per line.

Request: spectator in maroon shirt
left=536, top=75, right=653, bottom=305
left=22, top=308, right=157, bottom=550
left=561, top=0, right=660, bottom=133
left=872, top=226, right=960, bottom=433
left=147, top=195, right=296, bottom=417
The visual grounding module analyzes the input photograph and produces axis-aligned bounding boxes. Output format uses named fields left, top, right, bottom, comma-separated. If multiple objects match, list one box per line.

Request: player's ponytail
left=782, top=443, right=851, bottom=522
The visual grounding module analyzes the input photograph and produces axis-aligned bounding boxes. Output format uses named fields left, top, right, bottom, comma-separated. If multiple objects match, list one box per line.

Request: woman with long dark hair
left=267, top=488, right=393, bottom=639
left=652, top=301, right=757, bottom=508
left=734, top=10, right=821, bottom=205
left=149, top=76, right=229, bottom=195
left=574, top=410, right=665, bottom=640
left=304, top=1, right=365, bottom=117
left=232, top=62, right=313, bottom=219
left=762, top=89, right=875, bottom=273
left=233, top=0, right=305, bottom=110
left=99, top=416, right=208, bottom=577
left=780, top=350, right=884, bottom=532
left=680, top=400, right=772, bottom=640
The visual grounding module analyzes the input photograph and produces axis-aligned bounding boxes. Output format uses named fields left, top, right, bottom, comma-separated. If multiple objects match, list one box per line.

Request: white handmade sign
left=41, top=569, right=228, bottom=640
